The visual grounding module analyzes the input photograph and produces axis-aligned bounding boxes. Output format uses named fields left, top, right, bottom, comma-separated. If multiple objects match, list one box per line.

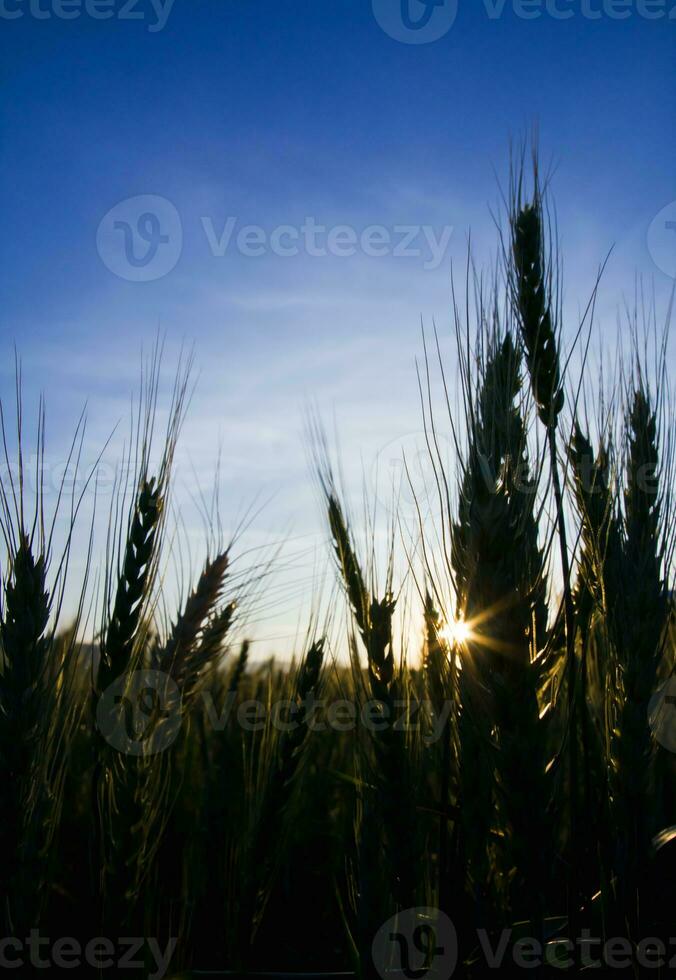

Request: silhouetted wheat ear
left=326, top=493, right=395, bottom=691
left=186, top=600, right=236, bottom=695
left=0, top=533, right=50, bottom=706
left=327, top=494, right=369, bottom=632
left=365, top=594, right=396, bottom=698
left=0, top=533, right=51, bottom=931
left=625, top=390, right=662, bottom=587
left=423, top=589, right=449, bottom=716
left=616, top=388, right=668, bottom=691
left=274, top=639, right=325, bottom=796
left=157, top=549, right=230, bottom=688
left=512, top=202, right=564, bottom=428
left=98, top=478, right=163, bottom=691
left=228, top=639, right=250, bottom=695
left=569, top=425, right=622, bottom=617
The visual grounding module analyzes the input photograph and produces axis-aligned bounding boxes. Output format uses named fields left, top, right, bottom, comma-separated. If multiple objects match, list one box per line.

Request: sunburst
left=440, top=617, right=473, bottom=647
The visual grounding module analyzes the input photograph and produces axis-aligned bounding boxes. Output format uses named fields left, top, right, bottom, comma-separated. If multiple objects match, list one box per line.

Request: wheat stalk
left=324, top=489, right=418, bottom=916
left=0, top=534, right=51, bottom=933
left=238, top=639, right=326, bottom=959
left=509, top=173, right=583, bottom=943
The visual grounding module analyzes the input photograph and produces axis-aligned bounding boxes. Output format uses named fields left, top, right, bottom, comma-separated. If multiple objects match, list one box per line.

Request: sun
left=440, top=617, right=472, bottom=647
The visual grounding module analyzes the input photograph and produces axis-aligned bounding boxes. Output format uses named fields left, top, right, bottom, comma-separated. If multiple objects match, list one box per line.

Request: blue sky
left=0, top=0, right=674, bottom=653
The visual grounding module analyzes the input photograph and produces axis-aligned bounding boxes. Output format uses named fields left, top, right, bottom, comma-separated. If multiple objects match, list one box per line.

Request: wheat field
left=1, top=161, right=674, bottom=979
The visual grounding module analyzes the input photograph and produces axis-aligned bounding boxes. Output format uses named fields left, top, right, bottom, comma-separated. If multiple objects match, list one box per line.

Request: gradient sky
left=0, top=0, right=674, bottom=653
